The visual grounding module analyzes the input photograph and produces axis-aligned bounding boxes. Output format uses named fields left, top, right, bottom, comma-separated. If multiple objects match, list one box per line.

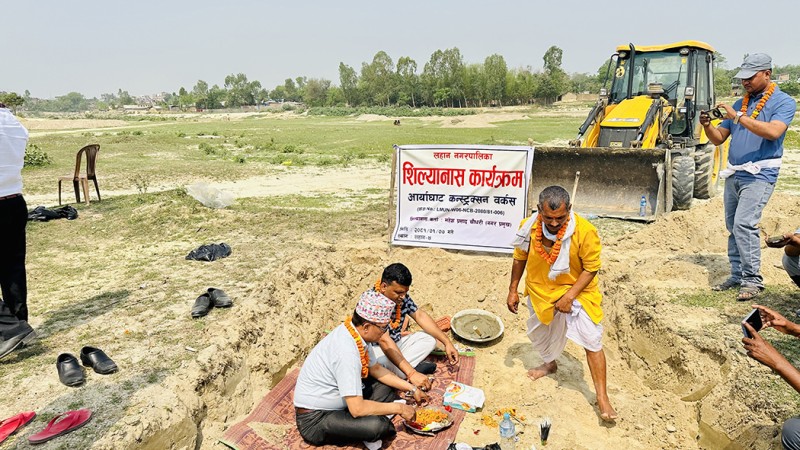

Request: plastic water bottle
left=639, top=195, right=647, bottom=217
left=499, top=412, right=516, bottom=450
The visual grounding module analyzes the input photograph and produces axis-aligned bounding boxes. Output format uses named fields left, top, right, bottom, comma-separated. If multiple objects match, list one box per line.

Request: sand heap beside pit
left=101, top=194, right=800, bottom=449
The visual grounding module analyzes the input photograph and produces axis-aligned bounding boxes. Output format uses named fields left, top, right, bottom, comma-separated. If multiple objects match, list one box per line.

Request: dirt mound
left=100, top=193, right=800, bottom=449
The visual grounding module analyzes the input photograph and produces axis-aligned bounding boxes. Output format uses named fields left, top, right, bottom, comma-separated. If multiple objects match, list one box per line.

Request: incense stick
left=540, top=417, right=551, bottom=444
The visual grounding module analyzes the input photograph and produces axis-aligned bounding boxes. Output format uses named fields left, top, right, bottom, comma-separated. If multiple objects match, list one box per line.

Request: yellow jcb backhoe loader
left=532, top=41, right=729, bottom=220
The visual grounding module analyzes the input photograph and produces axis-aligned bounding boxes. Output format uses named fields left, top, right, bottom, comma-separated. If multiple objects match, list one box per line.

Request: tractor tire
left=694, top=145, right=719, bottom=199
left=672, top=155, right=694, bottom=210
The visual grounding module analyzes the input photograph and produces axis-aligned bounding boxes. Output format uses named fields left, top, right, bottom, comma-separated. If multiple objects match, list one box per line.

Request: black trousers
left=0, top=195, right=27, bottom=322
left=295, top=377, right=398, bottom=446
left=0, top=302, right=30, bottom=340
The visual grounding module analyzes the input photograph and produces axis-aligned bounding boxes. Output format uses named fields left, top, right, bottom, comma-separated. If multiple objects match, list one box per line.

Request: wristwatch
left=734, top=111, right=744, bottom=125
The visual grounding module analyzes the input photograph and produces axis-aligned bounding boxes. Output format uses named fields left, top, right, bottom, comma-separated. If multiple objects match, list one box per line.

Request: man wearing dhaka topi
left=506, top=185, right=617, bottom=422
left=293, top=290, right=429, bottom=446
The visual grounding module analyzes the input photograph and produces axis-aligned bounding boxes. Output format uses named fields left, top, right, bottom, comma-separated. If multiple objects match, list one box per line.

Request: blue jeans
left=723, top=177, right=775, bottom=288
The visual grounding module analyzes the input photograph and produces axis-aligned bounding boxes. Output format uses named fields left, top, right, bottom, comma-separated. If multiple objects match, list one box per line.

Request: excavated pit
left=110, top=194, right=800, bottom=449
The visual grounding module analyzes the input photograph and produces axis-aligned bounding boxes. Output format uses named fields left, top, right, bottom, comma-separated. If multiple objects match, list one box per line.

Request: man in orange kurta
left=506, top=185, right=617, bottom=422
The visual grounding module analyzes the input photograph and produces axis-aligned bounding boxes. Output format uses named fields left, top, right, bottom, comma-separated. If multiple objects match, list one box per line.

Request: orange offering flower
left=344, top=316, right=369, bottom=378
left=533, top=214, right=569, bottom=265
left=740, top=82, right=776, bottom=119
left=414, top=408, right=449, bottom=429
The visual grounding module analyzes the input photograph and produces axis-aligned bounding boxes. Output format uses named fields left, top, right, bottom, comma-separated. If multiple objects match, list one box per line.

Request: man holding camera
left=742, top=304, right=800, bottom=449
left=701, top=53, right=796, bottom=301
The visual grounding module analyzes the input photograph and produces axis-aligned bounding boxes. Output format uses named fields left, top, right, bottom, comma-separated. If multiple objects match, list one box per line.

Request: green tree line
left=6, top=47, right=797, bottom=113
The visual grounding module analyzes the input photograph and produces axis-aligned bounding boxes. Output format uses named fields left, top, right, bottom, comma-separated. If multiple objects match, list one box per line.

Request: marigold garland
left=740, top=82, right=776, bottom=119
left=374, top=279, right=403, bottom=328
left=344, top=316, right=369, bottom=378
left=533, top=214, right=569, bottom=265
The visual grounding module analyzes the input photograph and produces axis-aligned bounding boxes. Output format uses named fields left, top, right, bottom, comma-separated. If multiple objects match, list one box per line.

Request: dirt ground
left=3, top=112, right=800, bottom=449
left=129, top=190, right=797, bottom=450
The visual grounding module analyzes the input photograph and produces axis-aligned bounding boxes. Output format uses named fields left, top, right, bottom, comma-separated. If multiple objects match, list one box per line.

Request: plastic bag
left=186, top=243, right=232, bottom=262
left=443, top=382, right=486, bottom=413
left=27, top=205, right=79, bottom=221
left=186, top=183, right=235, bottom=209
left=448, top=443, right=500, bottom=450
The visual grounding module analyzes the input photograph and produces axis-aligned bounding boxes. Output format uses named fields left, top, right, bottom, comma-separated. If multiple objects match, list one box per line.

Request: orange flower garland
left=344, top=316, right=369, bottom=378
left=740, top=82, right=776, bottom=119
left=533, top=214, right=569, bottom=265
left=374, top=279, right=402, bottom=328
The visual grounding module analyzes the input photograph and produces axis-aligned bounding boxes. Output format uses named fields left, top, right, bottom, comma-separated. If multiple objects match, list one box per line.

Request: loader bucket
left=530, top=147, right=669, bottom=221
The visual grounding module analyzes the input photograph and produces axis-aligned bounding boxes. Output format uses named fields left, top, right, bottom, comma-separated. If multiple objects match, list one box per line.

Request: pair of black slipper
left=191, top=288, right=233, bottom=318
left=57, top=346, right=118, bottom=387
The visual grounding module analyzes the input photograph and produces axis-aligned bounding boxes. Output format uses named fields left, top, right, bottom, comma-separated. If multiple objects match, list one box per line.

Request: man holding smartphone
left=765, top=229, right=800, bottom=289
left=700, top=53, right=796, bottom=302
left=742, top=304, right=800, bottom=449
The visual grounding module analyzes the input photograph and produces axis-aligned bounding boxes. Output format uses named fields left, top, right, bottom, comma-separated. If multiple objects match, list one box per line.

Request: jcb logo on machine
left=609, top=141, right=623, bottom=147
left=607, top=118, right=638, bottom=122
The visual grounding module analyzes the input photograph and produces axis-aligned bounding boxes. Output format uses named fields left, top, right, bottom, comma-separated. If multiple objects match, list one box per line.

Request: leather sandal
left=80, top=346, right=118, bottom=374
left=737, top=285, right=763, bottom=302
left=207, top=288, right=233, bottom=308
left=28, top=409, right=92, bottom=445
left=56, top=353, right=85, bottom=387
left=712, top=278, right=741, bottom=291
left=191, top=293, right=212, bottom=318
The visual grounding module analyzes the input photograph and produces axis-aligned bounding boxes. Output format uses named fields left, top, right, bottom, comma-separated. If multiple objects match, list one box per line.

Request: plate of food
left=405, top=406, right=453, bottom=436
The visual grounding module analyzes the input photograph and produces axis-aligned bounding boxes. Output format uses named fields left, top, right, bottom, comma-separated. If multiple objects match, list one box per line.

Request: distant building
left=557, top=92, right=597, bottom=103
left=122, top=104, right=148, bottom=111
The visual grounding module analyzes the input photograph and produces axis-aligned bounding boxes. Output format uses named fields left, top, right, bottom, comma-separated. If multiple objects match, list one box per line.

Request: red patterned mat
left=220, top=354, right=475, bottom=450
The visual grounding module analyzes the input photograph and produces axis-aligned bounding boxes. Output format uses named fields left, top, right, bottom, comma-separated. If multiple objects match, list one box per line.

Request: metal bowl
left=451, top=309, right=504, bottom=343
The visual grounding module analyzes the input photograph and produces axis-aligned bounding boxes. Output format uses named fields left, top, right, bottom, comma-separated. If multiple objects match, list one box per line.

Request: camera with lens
left=705, top=106, right=726, bottom=120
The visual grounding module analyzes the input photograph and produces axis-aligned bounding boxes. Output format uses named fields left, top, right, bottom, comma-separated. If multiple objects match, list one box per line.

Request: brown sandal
left=737, top=285, right=762, bottom=302
left=712, top=278, right=740, bottom=291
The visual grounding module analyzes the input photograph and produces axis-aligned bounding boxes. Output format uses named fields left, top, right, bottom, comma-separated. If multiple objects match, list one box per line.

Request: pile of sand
left=94, top=193, right=800, bottom=449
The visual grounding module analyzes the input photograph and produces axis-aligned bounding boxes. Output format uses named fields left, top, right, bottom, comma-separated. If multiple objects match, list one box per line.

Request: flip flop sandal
left=28, top=409, right=92, bottom=445
left=737, top=285, right=763, bottom=302
left=0, top=411, right=35, bottom=444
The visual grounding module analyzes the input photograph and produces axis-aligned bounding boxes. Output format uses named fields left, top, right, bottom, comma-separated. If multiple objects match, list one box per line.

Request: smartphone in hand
left=766, top=235, right=789, bottom=247
left=742, top=309, right=763, bottom=338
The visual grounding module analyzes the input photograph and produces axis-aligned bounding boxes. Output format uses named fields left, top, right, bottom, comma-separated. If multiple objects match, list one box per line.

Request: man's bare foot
left=527, top=361, right=557, bottom=380
left=597, top=395, right=618, bottom=422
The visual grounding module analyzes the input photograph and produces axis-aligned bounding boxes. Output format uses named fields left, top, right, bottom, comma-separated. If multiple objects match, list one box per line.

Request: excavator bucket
left=530, top=146, right=670, bottom=221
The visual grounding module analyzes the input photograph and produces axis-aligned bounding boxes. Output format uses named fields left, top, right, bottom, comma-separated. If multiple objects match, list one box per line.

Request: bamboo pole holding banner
left=571, top=171, right=580, bottom=207
left=388, top=145, right=398, bottom=242
left=526, top=139, right=536, bottom=214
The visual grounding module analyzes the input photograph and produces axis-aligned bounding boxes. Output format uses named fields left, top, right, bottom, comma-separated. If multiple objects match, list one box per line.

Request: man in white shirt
left=0, top=103, right=36, bottom=360
left=294, top=290, right=428, bottom=446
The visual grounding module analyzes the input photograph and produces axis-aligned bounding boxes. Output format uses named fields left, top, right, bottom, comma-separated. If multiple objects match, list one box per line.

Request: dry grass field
left=2, top=106, right=800, bottom=449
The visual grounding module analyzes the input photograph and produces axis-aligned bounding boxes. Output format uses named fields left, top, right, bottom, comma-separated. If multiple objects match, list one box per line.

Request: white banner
left=392, top=145, right=534, bottom=253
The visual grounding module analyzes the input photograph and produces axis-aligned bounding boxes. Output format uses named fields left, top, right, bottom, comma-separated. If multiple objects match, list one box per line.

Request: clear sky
left=4, top=0, right=799, bottom=99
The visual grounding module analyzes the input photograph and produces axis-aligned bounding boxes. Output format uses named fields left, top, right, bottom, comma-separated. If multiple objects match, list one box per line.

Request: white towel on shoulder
left=511, top=211, right=576, bottom=280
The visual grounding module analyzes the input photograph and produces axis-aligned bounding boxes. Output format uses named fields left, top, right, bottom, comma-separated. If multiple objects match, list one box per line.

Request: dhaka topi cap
left=735, top=53, right=772, bottom=79
left=355, top=290, right=395, bottom=323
